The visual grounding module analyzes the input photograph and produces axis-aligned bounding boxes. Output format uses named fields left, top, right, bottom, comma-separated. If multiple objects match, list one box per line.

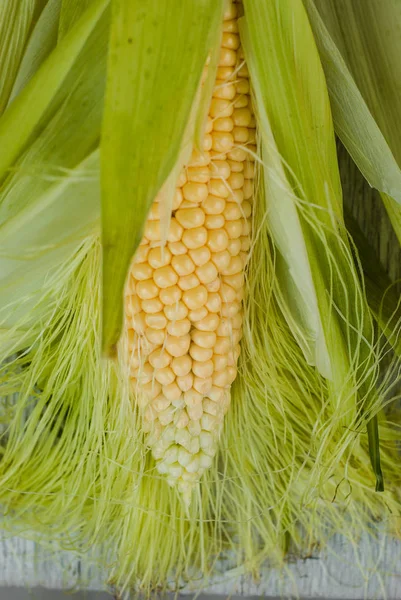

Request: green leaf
left=7, top=0, right=62, bottom=104
left=59, top=0, right=94, bottom=39
left=0, top=0, right=109, bottom=183
left=0, top=0, right=36, bottom=114
left=304, top=0, right=401, bottom=239
left=242, top=0, right=383, bottom=489
left=101, top=0, right=224, bottom=356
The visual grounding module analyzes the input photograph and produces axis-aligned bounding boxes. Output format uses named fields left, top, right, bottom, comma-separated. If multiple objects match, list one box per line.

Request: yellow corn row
left=125, top=0, right=256, bottom=496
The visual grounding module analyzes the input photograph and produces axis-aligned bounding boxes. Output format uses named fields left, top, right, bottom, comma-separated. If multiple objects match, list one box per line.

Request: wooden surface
left=1, top=145, right=400, bottom=598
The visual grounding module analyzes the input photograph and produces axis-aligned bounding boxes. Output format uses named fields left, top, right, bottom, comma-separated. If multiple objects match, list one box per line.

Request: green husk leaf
left=59, top=0, right=94, bottom=39
left=0, top=0, right=37, bottom=114
left=0, top=0, right=108, bottom=183
left=101, top=0, right=224, bottom=356
left=304, top=0, right=401, bottom=240
left=8, top=0, right=62, bottom=104
left=242, top=0, right=383, bottom=489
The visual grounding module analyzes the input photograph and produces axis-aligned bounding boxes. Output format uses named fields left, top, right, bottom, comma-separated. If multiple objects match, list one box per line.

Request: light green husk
left=304, top=0, right=401, bottom=245
left=0, top=0, right=401, bottom=594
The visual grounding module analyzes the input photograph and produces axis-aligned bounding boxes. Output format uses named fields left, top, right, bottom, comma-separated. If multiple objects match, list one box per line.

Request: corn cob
left=125, top=0, right=256, bottom=496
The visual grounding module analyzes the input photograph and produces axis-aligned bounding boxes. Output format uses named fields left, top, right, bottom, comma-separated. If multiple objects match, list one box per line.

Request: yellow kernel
left=177, top=170, right=187, bottom=187
left=213, top=117, right=234, bottom=132
left=228, top=160, right=243, bottom=173
left=148, top=246, right=172, bottom=269
left=201, top=195, right=226, bottom=215
left=242, top=218, right=251, bottom=235
left=190, top=149, right=210, bottom=167
left=188, top=306, right=208, bottom=322
left=195, top=313, right=220, bottom=332
left=210, top=160, right=230, bottom=179
left=203, top=134, right=212, bottom=151
left=171, top=254, right=195, bottom=277
left=192, top=330, right=217, bottom=349
left=205, top=278, right=221, bottom=292
left=196, top=261, right=218, bottom=284
left=153, top=265, right=178, bottom=289
left=213, top=370, right=228, bottom=387
left=230, top=189, right=244, bottom=204
left=241, top=236, right=250, bottom=252
left=223, top=272, right=244, bottom=289
left=223, top=2, right=237, bottom=19
left=222, top=255, right=242, bottom=276
left=125, top=294, right=141, bottom=317
left=242, top=201, right=252, bottom=218
left=227, top=238, right=242, bottom=256
left=144, top=220, right=161, bottom=241
left=145, top=327, right=165, bottom=345
left=243, top=162, right=255, bottom=179
left=167, top=218, right=183, bottom=243
left=222, top=31, right=240, bottom=50
left=142, top=380, right=162, bottom=398
left=220, top=282, right=237, bottom=303
left=222, top=19, right=238, bottom=33
left=215, top=336, right=231, bottom=355
left=155, top=367, right=175, bottom=386
left=178, top=372, right=194, bottom=392
left=236, top=79, right=249, bottom=94
left=182, top=226, right=208, bottom=250
left=193, top=359, right=214, bottom=379
left=213, top=81, right=236, bottom=100
left=227, top=147, right=248, bottom=161
left=188, top=247, right=211, bottom=267
left=182, top=285, right=208, bottom=310
left=233, top=108, right=252, bottom=127
left=190, top=343, right=213, bottom=362
left=219, top=47, right=237, bottom=67
left=141, top=297, right=163, bottom=314
left=221, top=302, right=240, bottom=318
left=168, top=241, right=187, bottom=255
left=149, top=348, right=171, bottom=369
left=171, top=355, right=192, bottom=377
left=234, top=94, right=249, bottom=109
left=184, top=389, right=203, bottom=407
left=216, top=66, right=235, bottom=80
left=210, top=250, right=231, bottom=271
left=182, top=182, right=208, bottom=204
left=212, top=131, right=234, bottom=153
left=210, top=98, right=234, bottom=119
left=153, top=395, right=171, bottom=412
left=193, top=376, right=213, bottom=395
left=232, top=127, right=249, bottom=143
left=178, top=273, right=200, bottom=291
left=159, top=285, right=182, bottom=305
left=165, top=334, right=191, bottom=358
left=224, top=202, right=241, bottom=221
left=228, top=172, right=244, bottom=190
left=162, top=382, right=182, bottom=402
left=164, top=301, right=188, bottom=320
left=131, top=263, right=153, bottom=281
left=172, top=188, right=183, bottom=210
left=167, top=318, right=191, bottom=337
left=225, top=220, right=242, bottom=239
left=145, top=312, right=167, bottom=330
left=244, top=179, right=253, bottom=200
left=207, top=229, right=229, bottom=252
left=205, top=293, right=221, bottom=313
left=205, top=116, right=213, bottom=133
left=148, top=203, right=160, bottom=220
left=136, top=279, right=158, bottom=300
left=176, top=207, right=205, bottom=229
left=205, top=214, right=225, bottom=229
left=209, top=179, right=230, bottom=199
left=238, top=63, right=249, bottom=77
left=132, top=311, right=146, bottom=334
left=213, top=354, right=228, bottom=371
left=187, top=166, right=209, bottom=183
left=226, top=366, right=237, bottom=385
left=175, top=410, right=189, bottom=430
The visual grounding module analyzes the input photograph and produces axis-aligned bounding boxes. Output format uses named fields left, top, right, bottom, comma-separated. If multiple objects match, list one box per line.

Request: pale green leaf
left=8, top=0, right=62, bottom=104
left=0, top=0, right=36, bottom=114
left=59, top=0, right=94, bottom=39
left=0, top=0, right=109, bottom=183
left=304, top=0, right=401, bottom=214
left=101, top=0, right=224, bottom=355
left=242, top=0, right=383, bottom=489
